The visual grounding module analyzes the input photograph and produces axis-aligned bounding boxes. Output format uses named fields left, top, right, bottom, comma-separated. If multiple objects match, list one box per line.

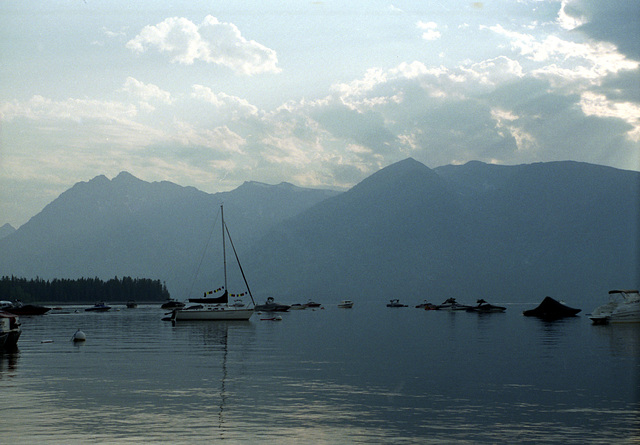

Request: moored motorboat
left=305, top=300, right=321, bottom=308
left=436, top=298, right=471, bottom=311
left=85, top=302, right=111, bottom=312
left=4, top=301, right=51, bottom=316
left=467, top=299, right=506, bottom=313
left=161, top=299, right=185, bottom=309
left=255, top=297, right=290, bottom=312
left=126, top=300, right=138, bottom=308
left=589, top=289, right=640, bottom=325
left=386, top=299, right=407, bottom=307
left=289, top=303, right=306, bottom=310
left=416, top=300, right=438, bottom=310
left=338, top=300, right=354, bottom=308
left=0, top=311, right=21, bottom=350
left=523, top=296, right=580, bottom=320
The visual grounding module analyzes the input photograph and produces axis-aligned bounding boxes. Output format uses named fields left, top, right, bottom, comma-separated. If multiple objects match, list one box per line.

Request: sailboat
left=172, top=205, right=255, bottom=321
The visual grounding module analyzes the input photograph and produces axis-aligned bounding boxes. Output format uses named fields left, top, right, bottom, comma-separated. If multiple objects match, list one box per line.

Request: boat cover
left=189, top=291, right=229, bottom=304
left=523, top=296, right=581, bottom=320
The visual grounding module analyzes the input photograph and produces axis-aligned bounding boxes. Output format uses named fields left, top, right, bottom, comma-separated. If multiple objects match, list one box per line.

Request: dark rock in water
left=523, top=296, right=581, bottom=320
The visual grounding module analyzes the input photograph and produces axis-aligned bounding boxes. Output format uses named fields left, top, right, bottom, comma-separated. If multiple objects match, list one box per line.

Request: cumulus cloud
left=121, top=77, right=173, bottom=106
left=579, top=92, right=640, bottom=141
left=191, top=85, right=259, bottom=119
left=169, top=121, right=246, bottom=154
left=557, top=0, right=587, bottom=30
left=126, top=15, right=281, bottom=75
left=417, top=21, right=441, bottom=41
left=567, top=0, right=640, bottom=60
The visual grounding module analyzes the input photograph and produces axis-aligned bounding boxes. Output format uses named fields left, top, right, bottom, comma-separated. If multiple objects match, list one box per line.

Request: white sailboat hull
left=174, top=306, right=254, bottom=321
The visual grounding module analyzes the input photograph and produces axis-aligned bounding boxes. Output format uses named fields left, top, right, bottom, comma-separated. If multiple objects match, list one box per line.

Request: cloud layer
left=126, top=15, right=281, bottom=75
left=1, top=2, right=639, bottom=227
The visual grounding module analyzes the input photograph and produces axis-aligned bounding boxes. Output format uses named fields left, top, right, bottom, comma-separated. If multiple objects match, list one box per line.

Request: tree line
left=0, top=276, right=170, bottom=303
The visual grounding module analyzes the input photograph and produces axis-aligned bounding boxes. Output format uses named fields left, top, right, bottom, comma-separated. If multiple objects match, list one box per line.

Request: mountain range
left=0, top=159, right=637, bottom=308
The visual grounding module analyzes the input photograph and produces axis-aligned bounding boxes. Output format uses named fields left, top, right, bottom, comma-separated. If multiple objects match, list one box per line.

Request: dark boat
left=255, top=297, right=290, bottom=312
left=386, top=299, right=408, bottom=307
left=126, top=300, right=138, bottom=308
left=161, top=300, right=185, bottom=309
left=466, top=299, right=506, bottom=313
left=523, top=296, right=581, bottom=320
left=5, top=301, right=51, bottom=316
left=436, top=298, right=471, bottom=311
left=0, top=311, right=21, bottom=350
left=85, top=302, right=111, bottom=312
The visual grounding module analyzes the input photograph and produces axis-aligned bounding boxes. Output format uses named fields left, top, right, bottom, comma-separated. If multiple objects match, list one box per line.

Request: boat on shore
left=523, top=296, right=580, bottom=320
left=466, top=299, right=506, bottom=313
left=0, top=311, right=21, bottom=350
left=589, top=290, right=640, bottom=325
left=172, top=205, right=255, bottom=321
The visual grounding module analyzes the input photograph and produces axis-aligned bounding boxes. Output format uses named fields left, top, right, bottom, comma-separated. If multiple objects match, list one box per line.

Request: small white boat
left=590, top=289, right=640, bottom=324
left=174, top=304, right=254, bottom=321
left=338, top=300, right=354, bottom=308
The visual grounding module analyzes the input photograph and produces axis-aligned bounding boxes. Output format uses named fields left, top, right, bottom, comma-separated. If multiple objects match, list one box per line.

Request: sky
left=1, top=0, right=639, bottom=227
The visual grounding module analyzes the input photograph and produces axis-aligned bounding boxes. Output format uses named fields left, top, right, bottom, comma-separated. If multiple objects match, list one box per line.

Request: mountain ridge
left=0, top=160, right=637, bottom=308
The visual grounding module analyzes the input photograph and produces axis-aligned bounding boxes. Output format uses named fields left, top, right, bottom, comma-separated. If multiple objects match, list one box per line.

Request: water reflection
left=0, top=351, right=19, bottom=378
left=528, top=315, right=582, bottom=350
left=591, top=323, right=640, bottom=358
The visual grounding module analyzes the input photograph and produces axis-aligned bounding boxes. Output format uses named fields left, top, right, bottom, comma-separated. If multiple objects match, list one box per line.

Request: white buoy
left=72, top=329, right=86, bottom=342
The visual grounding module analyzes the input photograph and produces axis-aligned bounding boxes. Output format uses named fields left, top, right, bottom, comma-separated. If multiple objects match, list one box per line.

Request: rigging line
left=224, top=223, right=256, bottom=306
left=186, top=207, right=221, bottom=300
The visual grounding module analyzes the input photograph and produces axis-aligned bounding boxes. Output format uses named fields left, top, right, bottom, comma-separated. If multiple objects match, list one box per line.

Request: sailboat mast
left=221, top=204, right=228, bottom=296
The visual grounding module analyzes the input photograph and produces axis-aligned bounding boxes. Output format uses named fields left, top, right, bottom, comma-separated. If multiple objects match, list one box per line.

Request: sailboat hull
left=174, top=307, right=254, bottom=321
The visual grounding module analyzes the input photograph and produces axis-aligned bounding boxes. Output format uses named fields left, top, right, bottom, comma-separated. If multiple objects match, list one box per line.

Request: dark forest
left=0, top=276, right=170, bottom=303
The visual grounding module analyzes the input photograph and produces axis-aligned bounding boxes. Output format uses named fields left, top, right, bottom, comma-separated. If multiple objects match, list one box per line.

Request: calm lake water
left=1, top=303, right=638, bottom=444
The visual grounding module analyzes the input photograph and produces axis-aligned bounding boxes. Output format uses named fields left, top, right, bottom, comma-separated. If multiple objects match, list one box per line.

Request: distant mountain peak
left=240, top=181, right=272, bottom=189
left=378, top=157, right=433, bottom=175
left=113, top=171, right=144, bottom=184
left=87, top=174, right=109, bottom=185
left=0, top=223, right=16, bottom=240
